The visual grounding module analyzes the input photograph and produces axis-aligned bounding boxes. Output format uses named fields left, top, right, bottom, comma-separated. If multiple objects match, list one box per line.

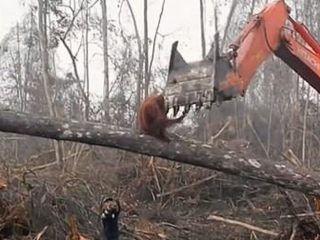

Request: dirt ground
left=0, top=143, right=319, bottom=240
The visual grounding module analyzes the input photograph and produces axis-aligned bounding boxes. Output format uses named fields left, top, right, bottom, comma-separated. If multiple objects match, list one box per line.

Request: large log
left=0, top=109, right=319, bottom=196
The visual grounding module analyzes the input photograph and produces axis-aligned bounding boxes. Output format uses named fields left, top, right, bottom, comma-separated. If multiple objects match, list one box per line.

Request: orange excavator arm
left=164, top=0, right=320, bottom=115
left=275, top=17, right=320, bottom=92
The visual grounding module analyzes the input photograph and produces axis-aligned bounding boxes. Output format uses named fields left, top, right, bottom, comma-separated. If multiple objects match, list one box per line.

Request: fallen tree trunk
left=0, top=109, right=319, bottom=196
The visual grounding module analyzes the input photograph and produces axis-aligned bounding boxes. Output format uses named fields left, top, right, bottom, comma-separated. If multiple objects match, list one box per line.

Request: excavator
left=164, top=0, right=320, bottom=115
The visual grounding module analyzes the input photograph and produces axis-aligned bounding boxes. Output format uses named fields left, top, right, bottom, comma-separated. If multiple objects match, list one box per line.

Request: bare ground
left=0, top=142, right=319, bottom=240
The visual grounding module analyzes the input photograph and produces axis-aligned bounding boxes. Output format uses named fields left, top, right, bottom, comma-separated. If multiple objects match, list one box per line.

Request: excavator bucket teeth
left=184, top=104, right=191, bottom=114
left=164, top=0, right=320, bottom=116
left=173, top=105, right=179, bottom=117
left=164, top=41, right=216, bottom=112
left=164, top=35, right=235, bottom=113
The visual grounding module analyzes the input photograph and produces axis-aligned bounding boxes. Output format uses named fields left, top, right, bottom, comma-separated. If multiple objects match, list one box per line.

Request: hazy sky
left=0, top=1, right=26, bottom=38
left=0, top=0, right=227, bottom=96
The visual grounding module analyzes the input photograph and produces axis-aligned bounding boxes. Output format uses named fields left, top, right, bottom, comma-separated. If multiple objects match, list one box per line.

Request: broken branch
left=207, top=214, right=279, bottom=236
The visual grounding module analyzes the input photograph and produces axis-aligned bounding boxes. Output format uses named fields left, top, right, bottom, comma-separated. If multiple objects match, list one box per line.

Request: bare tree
left=100, top=0, right=110, bottom=123
left=16, top=23, right=24, bottom=112
left=57, top=0, right=90, bottom=120
left=148, top=0, right=166, bottom=78
left=123, top=0, right=143, bottom=114
left=38, top=0, right=64, bottom=170
left=199, top=0, right=206, bottom=58
left=83, top=0, right=90, bottom=120
left=221, top=0, right=237, bottom=51
left=143, top=0, right=149, bottom=97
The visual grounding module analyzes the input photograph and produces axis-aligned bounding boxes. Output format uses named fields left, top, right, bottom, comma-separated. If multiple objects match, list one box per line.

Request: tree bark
left=83, top=0, right=90, bottom=120
left=302, top=82, right=310, bottom=166
left=0, top=109, right=320, bottom=196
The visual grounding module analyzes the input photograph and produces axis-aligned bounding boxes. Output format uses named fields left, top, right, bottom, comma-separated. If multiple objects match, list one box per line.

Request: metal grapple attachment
left=164, top=35, right=236, bottom=116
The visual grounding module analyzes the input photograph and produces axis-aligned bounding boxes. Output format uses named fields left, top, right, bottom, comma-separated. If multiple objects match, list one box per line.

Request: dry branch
left=34, top=226, right=48, bottom=240
left=156, top=175, right=216, bottom=198
left=280, top=212, right=320, bottom=219
left=207, top=214, right=279, bottom=236
left=0, top=110, right=320, bottom=196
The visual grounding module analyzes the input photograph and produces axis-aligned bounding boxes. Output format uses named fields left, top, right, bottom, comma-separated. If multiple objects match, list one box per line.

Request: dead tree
left=100, top=0, right=110, bottom=123
left=0, top=109, right=320, bottom=196
left=38, top=0, right=64, bottom=170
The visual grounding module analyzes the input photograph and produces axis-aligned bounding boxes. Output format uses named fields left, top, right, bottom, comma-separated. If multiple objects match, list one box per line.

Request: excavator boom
left=275, top=19, right=320, bottom=93
left=164, top=0, right=320, bottom=114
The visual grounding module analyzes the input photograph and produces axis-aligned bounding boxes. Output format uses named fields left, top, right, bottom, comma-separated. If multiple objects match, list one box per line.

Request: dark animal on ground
left=100, top=197, right=121, bottom=240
